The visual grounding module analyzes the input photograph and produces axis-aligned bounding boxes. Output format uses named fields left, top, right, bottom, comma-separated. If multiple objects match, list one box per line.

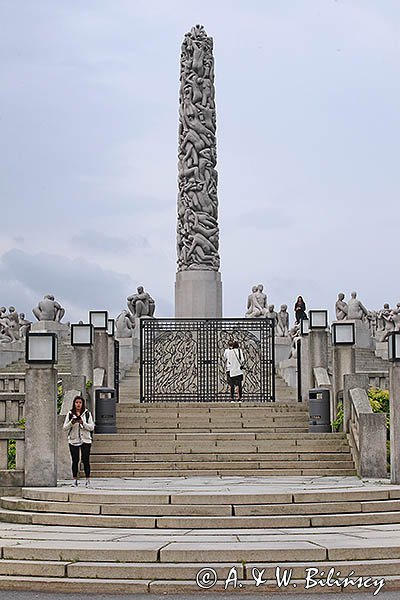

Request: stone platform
left=0, top=476, right=399, bottom=593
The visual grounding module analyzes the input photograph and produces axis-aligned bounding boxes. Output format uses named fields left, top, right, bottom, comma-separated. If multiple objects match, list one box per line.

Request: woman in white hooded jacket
left=63, top=395, right=94, bottom=486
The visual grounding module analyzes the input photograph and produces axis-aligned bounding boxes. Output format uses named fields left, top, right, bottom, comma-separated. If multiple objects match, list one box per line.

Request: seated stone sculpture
left=6, top=307, right=20, bottom=341
left=335, top=293, right=348, bottom=321
left=277, top=304, right=289, bottom=337
left=347, top=291, right=368, bottom=321
left=127, top=286, right=155, bottom=319
left=19, top=313, right=32, bottom=339
left=32, top=294, right=65, bottom=322
left=245, top=285, right=268, bottom=318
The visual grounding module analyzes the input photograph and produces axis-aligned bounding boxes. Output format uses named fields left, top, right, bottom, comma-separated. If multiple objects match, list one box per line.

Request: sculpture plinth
left=175, top=271, right=222, bottom=318
left=175, top=25, right=223, bottom=318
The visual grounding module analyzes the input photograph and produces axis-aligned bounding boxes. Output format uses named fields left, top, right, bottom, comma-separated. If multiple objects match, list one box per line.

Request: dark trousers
left=230, top=375, right=243, bottom=400
left=69, top=443, right=91, bottom=478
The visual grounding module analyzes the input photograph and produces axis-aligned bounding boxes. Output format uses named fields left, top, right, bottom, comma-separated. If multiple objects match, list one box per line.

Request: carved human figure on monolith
left=335, top=293, right=348, bottom=321
left=277, top=304, right=289, bottom=337
left=347, top=292, right=368, bottom=321
left=32, top=295, right=65, bottom=322
left=127, top=287, right=155, bottom=319
left=176, top=25, right=220, bottom=272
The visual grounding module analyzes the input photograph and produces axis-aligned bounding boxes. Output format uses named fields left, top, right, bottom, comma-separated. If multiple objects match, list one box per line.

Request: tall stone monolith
left=175, top=25, right=222, bottom=318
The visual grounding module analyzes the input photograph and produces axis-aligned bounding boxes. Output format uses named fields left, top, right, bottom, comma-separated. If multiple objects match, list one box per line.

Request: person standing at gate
left=223, top=339, right=234, bottom=389
left=224, top=340, right=244, bottom=401
left=63, top=395, right=94, bottom=487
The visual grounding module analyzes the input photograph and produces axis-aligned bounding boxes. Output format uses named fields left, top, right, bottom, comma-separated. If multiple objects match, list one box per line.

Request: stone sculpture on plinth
left=175, top=24, right=222, bottom=318
left=127, top=286, right=155, bottom=319
left=115, top=310, right=134, bottom=339
left=245, top=285, right=268, bottom=318
left=266, top=305, right=278, bottom=329
left=277, top=305, right=289, bottom=337
left=32, top=294, right=65, bottom=322
left=347, top=291, right=368, bottom=321
left=335, top=293, right=348, bottom=321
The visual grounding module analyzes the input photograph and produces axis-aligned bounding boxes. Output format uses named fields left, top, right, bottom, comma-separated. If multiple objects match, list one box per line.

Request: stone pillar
left=175, top=25, right=223, bottom=319
left=175, top=271, right=222, bottom=318
left=332, top=346, right=356, bottom=420
left=71, top=347, right=93, bottom=409
left=94, top=330, right=108, bottom=387
left=390, top=363, right=400, bottom=484
left=308, top=330, right=329, bottom=388
left=107, top=336, right=115, bottom=389
left=299, top=336, right=311, bottom=402
left=25, top=365, right=57, bottom=487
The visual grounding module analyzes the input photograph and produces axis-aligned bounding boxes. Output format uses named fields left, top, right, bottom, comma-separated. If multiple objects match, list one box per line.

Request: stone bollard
left=25, top=365, right=58, bottom=487
left=389, top=362, right=400, bottom=484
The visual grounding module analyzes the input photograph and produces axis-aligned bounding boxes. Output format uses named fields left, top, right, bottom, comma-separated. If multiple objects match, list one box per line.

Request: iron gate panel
left=140, top=318, right=275, bottom=402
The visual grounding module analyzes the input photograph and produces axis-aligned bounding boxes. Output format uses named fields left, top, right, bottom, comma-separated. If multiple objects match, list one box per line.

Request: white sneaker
left=85, top=480, right=91, bottom=488
left=72, top=480, right=78, bottom=487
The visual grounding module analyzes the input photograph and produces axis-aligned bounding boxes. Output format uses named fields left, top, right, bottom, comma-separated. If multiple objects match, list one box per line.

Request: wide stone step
left=6, top=496, right=400, bottom=517
left=89, top=460, right=354, bottom=471
left=90, top=468, right=357, bottom=478
left=1, top=537, right=400, bottom=564
left=6, top=504, right=400, bottom=528
left=94, top=432, right=346, bottom=441
left=91, top=452, right=353, bottom=463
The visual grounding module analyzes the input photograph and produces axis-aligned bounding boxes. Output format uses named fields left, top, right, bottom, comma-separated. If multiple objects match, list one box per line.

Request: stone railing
left=0, top=393, right=25, bottom=425
left=0, top=428, right=25, bottom=490
left=366, top=371, right=389, bottom=391
left=0, top=373, right=25, bottom=394
left=347, top=386, right=387, bottom=479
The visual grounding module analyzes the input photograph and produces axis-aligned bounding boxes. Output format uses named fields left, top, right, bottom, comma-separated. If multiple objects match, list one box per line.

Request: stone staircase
left=0, top=481, right=399, bottom=592
left=88, top=373, right=356, bottom=478
left=0, top=341, right=73, bottom=375
left=355, top=347, right=389, bottom=373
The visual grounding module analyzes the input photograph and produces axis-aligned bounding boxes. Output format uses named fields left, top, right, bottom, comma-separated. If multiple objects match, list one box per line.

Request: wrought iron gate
left=140, top=318, right=275, bottom=402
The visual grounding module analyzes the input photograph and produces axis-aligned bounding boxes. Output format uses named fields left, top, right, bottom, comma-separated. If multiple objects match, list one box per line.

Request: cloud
left=71, top=231, right=150, bottom=255
left=0, top=248, right=174, bottom=322
left=0, top=249, right=133, bottom=320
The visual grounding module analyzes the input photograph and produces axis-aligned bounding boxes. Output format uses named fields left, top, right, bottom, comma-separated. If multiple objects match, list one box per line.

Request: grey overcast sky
left=1, top=0, right=399, bottom=323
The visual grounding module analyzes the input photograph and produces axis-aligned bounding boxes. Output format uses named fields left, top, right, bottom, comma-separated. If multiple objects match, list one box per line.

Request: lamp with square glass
left=107, top=319, right=115, bottom=336
left=309, top=310, right=328, bottom=330
left=300, top=318, right=309, bottom=336
left=71, top=323, right=94, bottom=347
left=89, top=310, right=108, bottom=330
left=388, top=331, right=400, bottom=362
left=26, top=332, right=58, bottom=364
left=332, top=322, right=355, bottom=346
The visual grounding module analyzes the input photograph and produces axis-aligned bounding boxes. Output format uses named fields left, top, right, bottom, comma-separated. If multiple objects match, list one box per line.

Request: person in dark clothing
left=294, top=296, right=307, bottom=324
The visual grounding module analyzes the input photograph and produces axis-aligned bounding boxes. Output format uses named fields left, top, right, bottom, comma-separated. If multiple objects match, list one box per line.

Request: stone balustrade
left=347, top=386, right=387, bottom=479
left=0, top=428, right=25, bottom=490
